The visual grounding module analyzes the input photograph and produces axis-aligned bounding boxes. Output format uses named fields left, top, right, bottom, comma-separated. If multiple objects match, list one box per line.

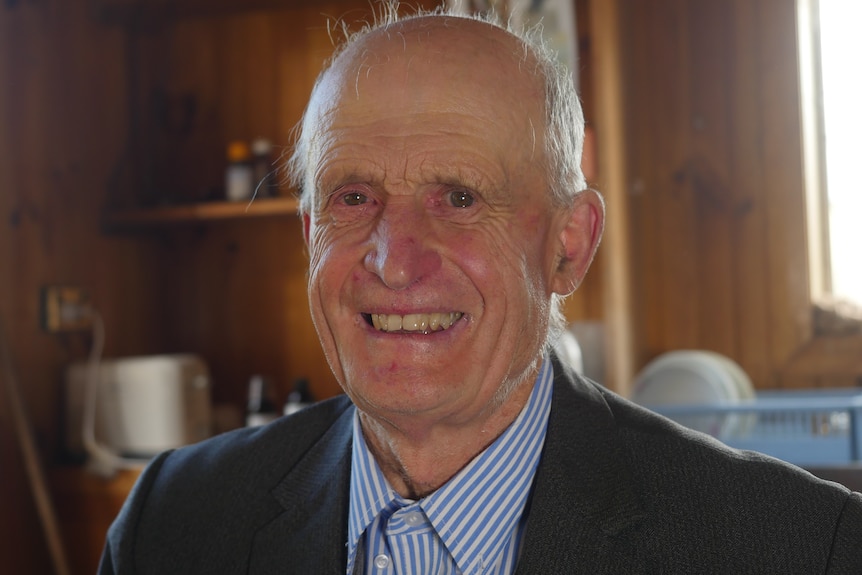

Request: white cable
left=81, top=310, right=149, bottom=477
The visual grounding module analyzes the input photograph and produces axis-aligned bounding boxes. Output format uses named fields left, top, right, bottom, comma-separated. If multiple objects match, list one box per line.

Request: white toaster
left=65, top=354, right=213, bottom=458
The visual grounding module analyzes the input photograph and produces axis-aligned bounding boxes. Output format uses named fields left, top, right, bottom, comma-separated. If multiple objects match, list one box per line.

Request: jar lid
left=251, top=138, right=272, bottom=155
left=226, top=140, right=250, bottom=162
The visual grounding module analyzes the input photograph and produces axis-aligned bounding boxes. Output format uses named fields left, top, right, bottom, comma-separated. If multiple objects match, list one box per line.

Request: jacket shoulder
left=100, top=394, right=355, bottom=574
left=531, top=359, right=862, bottom=573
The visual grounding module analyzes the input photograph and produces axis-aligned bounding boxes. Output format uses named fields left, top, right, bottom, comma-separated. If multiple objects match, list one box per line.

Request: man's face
left=302, top=18, right=577, bottom=427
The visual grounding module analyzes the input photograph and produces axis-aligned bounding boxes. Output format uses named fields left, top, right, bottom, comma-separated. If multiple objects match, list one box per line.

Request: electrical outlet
left=40, top=285, right=93, bottom=332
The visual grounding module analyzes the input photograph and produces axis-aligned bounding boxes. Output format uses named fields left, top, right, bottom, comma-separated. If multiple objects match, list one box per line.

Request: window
left=799, top=0, right=862, bottom=306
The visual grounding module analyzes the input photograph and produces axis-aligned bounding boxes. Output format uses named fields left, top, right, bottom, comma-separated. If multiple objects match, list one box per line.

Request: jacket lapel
left=516, top=360, right=647, bottom=574
left=240, top=361, right=645, bottom=574
left=248, top=401, right=355, bottom=574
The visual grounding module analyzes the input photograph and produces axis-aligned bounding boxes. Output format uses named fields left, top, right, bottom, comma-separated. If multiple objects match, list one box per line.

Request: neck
left=358, top=377, right=536, bottom=499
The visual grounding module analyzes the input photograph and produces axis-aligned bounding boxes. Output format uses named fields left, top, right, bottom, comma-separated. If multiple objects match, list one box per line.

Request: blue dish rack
left=647, top=388, right=862, bottom=466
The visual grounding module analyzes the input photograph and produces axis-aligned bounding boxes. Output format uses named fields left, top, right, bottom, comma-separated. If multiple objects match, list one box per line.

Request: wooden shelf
left=105, top=196, right=300, bottom=229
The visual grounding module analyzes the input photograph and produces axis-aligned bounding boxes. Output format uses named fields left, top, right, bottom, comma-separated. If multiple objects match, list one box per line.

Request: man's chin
left=345, top=373, right=457, bottom=412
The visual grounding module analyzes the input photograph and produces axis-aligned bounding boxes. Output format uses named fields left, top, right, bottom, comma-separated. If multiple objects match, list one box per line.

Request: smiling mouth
left=363, top=312, right=464, bottom=334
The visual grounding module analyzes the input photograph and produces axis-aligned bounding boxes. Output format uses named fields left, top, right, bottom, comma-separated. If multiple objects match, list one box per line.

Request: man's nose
left=364, top=202, right=442, bottom=290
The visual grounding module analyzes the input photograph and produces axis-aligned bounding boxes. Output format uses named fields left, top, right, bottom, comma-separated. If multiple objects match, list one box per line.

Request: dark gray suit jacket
left=100, top=360, right=862, bottom=573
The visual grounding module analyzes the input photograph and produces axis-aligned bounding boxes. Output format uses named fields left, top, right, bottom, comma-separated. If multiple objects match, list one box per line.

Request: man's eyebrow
left=419, top=159, right=509, bottom=194
left=314, top=158, right=387, bottom=189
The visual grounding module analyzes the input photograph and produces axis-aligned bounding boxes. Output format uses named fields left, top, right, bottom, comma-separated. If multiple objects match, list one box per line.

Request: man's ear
left=551, top=189, right=605, bottom=296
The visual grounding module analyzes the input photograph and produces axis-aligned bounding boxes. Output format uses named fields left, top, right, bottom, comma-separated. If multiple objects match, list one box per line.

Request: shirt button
left=404, top=512, right=424, bottom=526
left=374, top=554, right=390, bottom=569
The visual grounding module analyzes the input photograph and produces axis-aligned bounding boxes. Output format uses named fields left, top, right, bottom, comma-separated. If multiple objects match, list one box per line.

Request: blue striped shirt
left=346, top=357, right=554, bottom=575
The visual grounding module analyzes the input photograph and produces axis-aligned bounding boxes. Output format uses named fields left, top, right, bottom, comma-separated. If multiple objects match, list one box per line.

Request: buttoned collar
left=346, top=357, right=554, bottom=574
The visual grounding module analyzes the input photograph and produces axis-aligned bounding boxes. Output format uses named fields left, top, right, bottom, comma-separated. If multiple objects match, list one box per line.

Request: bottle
left=225, top=140, right=253, bottom=201
left=251, top=138, right=274, bottom=198
left=283, top=378, right=315, bottom=416
left=245, top=375, right=279, bottom=427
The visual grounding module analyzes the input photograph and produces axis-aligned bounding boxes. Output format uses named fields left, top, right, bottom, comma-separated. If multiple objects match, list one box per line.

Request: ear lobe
left=551, top=189, right=605, bottom=295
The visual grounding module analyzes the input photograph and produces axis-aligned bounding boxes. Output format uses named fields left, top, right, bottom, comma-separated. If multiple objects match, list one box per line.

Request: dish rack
left=648, top=388, right=862, bottom=466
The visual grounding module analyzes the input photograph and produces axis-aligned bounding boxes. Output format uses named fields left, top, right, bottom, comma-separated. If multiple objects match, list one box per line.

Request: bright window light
left=818, top=0, right=862, bottom=303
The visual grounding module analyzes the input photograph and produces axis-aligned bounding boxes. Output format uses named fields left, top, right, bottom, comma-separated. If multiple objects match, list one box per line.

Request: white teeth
left=370, top=312, right=463, bottom=333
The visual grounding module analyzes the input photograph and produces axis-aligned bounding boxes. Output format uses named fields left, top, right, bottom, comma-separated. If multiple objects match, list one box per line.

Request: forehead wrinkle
left=415, top=152, right=508, bottom=198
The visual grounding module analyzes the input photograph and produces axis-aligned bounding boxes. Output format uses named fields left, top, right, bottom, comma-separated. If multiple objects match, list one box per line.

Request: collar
left=346, top=357, right=554, bottom=574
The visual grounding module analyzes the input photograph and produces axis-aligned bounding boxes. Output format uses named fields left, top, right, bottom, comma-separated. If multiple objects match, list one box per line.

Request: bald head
left=324, top=15, right=544, bottom=103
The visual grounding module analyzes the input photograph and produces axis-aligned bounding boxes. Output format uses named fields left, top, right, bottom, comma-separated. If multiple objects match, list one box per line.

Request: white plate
left=632, top=350, right=752, bottom=436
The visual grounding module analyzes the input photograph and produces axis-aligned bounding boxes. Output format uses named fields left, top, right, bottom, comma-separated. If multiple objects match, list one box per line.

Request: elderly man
left=100, top=5, right=862, bottom=574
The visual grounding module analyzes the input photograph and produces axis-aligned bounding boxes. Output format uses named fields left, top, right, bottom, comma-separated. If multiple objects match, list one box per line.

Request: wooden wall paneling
left=273, top=7, right=314, bottom=177
left=588, top=0, right=635, bottom=393
left=621, top=0, right=655, bottom=370
left=220, top=12, right=278, bottom=156
left=152, top=18, right=224, bottom=203
left=0, top=24, right=15, bottom=570
left=127, top=26, right=173, bottom=207
left=631, top=0, right=668, bottom=358
left=654, top=1, right=702, bottom=354
left=0, top=0, right=54, bottom=534
left=758, top=0, right=813, bottom=386
left=49, top=6, right=165, bottom=366
left=3, top=0, right=71, bottom=478
left=686, top=0, right=738, bottom=357
left=623, top=0, right=817, bottom=390
left=626, top=0, right=700, bottom=362
left=1, top=1, right=164, bottom=573
left=728, top=0, right=774, bottom=388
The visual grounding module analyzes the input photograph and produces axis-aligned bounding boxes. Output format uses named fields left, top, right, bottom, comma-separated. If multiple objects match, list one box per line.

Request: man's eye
left=448, top=190, right=475, bottom=208
left=341, top=192, right=368, bottom=206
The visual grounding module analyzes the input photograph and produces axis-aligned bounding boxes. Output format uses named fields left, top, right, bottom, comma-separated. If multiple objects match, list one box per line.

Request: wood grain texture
left=619, top=0, right=829, bottom=390
left=0, top=2, right=161, bottom=573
